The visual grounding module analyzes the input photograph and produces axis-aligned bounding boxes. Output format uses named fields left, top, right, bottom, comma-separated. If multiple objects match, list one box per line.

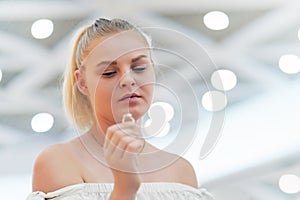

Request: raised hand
left=103, top=121, right=145, bottom=199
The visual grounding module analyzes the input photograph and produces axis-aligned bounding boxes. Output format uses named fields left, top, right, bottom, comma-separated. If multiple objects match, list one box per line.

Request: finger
left=115, top=136, right=136, bottom=157
left=135, top=118, right=142, bottom=127
left=124, top=139, right=144, bottom=154
left=104, top=132, right=119, bottom=156
left=109, top=129, right=137, bottom=155
left=105, top=130, right=137, bottom=156
left=115, top=124, right=139, bottom=138
left=122, top=122, right=142, bottom=137
left=104, top=124, right=128, bottom=148
left=104, top=136, right=137, bottom=171
left=119, top=122, right=136, bottom=135
left=104, top=123, right=137, bottom=149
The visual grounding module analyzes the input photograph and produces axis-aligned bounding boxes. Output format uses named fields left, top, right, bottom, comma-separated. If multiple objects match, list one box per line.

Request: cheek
left=139, top=70, right=155, bottom=96
left=143, top=84, right=154, bottom=104
left=94, top=80, right=113, bottom=104
left=91, top=78, right=112, bottom=114
left=136, top=65, right=155, bottom=82
left=85, top=72, right=99, bottom=95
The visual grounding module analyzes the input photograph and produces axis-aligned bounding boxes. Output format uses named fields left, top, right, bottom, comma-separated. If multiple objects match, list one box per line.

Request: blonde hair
left=63, top=18, right=152, bottom=130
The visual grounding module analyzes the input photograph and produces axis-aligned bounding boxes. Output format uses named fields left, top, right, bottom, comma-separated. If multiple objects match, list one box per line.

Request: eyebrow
left=96, top=55, right=148, bottom=67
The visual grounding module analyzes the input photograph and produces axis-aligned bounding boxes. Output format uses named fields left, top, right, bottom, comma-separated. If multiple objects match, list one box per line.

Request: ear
left=74, top=69, right=89, bottom=96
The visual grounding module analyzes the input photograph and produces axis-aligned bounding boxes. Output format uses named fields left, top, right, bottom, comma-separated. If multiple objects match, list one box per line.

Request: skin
left=32, top=31, right=198, bottom=199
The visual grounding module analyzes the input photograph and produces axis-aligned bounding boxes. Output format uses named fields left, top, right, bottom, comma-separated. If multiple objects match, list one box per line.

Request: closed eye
left=132, top=65, right=147, bottom=72
left=102, top=71, right=117, bottom=77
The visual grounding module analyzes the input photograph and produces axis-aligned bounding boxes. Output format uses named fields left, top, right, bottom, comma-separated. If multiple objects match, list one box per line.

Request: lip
left=118, top=93, right=142, bottom=102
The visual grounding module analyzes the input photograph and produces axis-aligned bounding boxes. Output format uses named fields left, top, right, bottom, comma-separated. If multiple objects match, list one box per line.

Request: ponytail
left=62, top=26, right=94, bottom=130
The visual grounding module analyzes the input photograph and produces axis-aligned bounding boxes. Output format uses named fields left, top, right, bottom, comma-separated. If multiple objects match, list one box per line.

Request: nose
left=119, top=72, right=136, bottom=88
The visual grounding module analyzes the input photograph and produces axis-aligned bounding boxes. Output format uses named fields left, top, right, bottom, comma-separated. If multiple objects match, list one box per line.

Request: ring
left=122, top=113, right=135, bottom=123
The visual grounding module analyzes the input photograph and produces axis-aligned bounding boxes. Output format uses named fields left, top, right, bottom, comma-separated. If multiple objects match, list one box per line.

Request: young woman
left=27, top=18, right=214, bottom=200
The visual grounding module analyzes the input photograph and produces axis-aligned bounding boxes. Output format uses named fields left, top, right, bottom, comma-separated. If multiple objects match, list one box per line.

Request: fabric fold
left=26, top=182, right=214, bottom=200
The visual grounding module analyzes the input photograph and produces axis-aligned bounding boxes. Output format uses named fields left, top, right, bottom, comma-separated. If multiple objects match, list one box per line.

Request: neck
left=88, top=116, right=142, bottom=146
left=88, top=124, right=106, bottom=147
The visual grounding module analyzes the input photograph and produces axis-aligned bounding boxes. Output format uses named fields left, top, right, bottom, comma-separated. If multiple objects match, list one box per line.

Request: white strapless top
left=26, top=182, right=214, bottom=200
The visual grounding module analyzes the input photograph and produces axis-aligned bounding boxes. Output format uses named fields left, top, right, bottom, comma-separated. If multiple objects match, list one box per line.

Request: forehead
left=82, top=31, right=150, bottom=67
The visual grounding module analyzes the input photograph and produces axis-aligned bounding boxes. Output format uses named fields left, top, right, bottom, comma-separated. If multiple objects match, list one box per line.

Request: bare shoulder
left=148, top=145, right=198, bottom=188
left=175, top=156, right=198, bottom=188
left=32, top=142, right=83, bottom=193
left=145, top=144, right=198, bottom=188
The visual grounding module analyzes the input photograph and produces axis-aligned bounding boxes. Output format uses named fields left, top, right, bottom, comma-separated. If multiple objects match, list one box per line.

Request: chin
left=129, top=106, right=149, bottom=120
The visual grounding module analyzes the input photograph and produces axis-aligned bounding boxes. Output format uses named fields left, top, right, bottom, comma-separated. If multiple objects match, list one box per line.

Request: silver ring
left=122, top=113, right=135, bottom=123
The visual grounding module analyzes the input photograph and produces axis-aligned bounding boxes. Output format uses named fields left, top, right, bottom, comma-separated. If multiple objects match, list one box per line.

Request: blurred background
left=0, top=0, right=300, bottom=199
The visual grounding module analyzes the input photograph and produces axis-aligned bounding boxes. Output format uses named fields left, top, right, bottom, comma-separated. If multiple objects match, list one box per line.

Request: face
left=77, top=31, right=155, bottom=127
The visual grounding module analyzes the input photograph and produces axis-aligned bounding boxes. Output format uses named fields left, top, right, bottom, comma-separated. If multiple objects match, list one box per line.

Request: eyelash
left=132, top=65, right=147, bottom=72
left=102, top=71, right=117, bottom=77
left=101, top=65, right=147, bottom=77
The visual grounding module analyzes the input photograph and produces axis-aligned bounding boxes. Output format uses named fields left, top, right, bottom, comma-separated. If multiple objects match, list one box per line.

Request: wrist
left=110, top=184, right=140, bottom=200
left=114, top=178, right=141, bottom=193
left=110, top=191, right=137, bottom=200
left=113, top=177, right=140, bottom=196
